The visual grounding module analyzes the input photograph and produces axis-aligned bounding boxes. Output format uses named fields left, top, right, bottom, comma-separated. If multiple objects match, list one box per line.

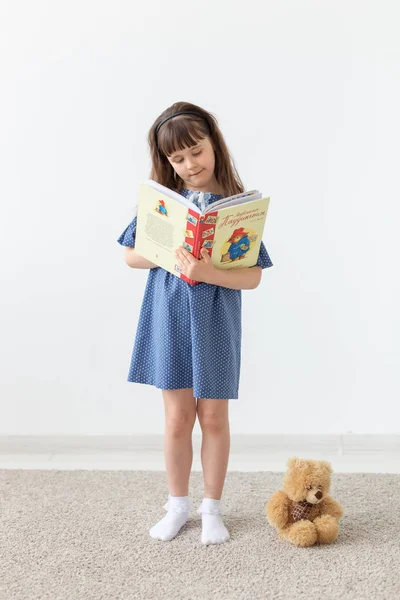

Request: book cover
left=134, top=181, right=270, bottom=285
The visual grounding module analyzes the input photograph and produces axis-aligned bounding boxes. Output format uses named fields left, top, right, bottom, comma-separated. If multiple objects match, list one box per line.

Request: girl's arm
left=207, top=266, right=262, bottom=290
left=124, top=247, right=158, bottom=269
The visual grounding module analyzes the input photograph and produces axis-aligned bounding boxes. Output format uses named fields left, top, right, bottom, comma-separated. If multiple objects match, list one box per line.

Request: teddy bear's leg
left=313, top=514, right=339, bottom=544
left=286, top=520, right=318, bottom=547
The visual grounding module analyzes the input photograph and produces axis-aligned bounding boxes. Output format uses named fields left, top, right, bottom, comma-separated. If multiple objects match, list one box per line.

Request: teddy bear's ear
left=320, top=461, right=333, bottom=474
left=287, top=456, right=304, bottom=469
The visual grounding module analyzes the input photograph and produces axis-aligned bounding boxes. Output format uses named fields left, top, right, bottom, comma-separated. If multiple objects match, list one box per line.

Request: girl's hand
left=175, top=246, right=215, bottom=283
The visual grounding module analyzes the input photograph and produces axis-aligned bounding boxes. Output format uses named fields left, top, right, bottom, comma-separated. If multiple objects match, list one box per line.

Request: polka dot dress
left=117, top=188, right=273, bottom=400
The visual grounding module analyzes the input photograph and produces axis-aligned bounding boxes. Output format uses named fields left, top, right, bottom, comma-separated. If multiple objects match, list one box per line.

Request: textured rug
left=1, top=470, right=399, bottom=600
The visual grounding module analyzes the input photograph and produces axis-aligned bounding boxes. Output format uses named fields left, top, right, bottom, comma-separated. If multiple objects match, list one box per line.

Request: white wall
left=1, top=1, right=399, bottom=435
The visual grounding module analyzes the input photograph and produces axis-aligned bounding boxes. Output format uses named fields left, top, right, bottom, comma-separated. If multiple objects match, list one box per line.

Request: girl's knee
left=166, top=413, right=196, bottom=437
left=163, top=388, right=197, bottom=433
left=197, top=399, right=229, bottom=431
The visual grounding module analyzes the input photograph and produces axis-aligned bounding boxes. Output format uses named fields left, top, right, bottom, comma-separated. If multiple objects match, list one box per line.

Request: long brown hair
left=148, top=101, right=245, bottom=198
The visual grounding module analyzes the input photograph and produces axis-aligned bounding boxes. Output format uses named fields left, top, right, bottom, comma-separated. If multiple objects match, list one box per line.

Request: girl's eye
left=175, top=151, right=201, bottom=164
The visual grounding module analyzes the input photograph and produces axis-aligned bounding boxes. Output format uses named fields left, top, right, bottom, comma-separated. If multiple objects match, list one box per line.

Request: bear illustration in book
left=221, top=228, right=258, bottom=263
left=155, top=199, right=168, bottom=216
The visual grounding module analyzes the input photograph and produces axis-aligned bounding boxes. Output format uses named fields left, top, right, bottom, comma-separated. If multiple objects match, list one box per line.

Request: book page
left=144, top=179, right=201, bottom=212
left=204, top=197, right=270, bottom=270
left=205, top=190, right=261, bottom=212
left=135, top=184, right=193, bottom=277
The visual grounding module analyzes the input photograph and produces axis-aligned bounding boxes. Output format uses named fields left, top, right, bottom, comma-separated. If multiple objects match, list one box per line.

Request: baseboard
left=0, top=434, right=399, bottom=473
left=0, top=433, right=399, bottom=454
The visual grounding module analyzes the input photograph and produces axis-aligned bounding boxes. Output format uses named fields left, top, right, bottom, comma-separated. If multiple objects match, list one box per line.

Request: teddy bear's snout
left=315, top=491, right=323, bottom=500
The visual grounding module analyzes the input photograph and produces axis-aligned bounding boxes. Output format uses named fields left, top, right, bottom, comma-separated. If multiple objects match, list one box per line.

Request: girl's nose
left=186, top=157, right=197, bottom=169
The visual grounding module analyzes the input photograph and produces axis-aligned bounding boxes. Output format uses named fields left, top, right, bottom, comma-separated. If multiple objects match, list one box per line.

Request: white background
left=1, top=1, right=399, bottom=435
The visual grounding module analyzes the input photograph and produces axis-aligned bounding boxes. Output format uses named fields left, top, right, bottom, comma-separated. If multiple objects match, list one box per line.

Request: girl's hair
left=148, top=101, right=245, bottom=198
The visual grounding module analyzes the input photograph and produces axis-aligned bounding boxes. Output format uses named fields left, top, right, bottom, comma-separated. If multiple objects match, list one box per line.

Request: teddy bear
left=265, top=457, right=344, bottom=547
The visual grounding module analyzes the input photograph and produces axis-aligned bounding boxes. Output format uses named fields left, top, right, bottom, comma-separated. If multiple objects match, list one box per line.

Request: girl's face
left=166, top=136, right=218, bottom=192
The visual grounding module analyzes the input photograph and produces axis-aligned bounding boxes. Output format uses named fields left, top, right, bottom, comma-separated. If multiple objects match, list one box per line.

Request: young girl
left=117, top=102, right=273, bottom=545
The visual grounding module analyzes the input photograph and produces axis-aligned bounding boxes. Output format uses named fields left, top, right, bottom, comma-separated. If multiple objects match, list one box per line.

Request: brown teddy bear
left=265, top=457, right=344, bottom=547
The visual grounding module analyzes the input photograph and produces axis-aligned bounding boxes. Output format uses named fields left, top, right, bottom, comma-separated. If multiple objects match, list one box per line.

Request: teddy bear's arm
left=266, top=490, right=291, bottom=529
left=319, top=495, right=344, bottom=520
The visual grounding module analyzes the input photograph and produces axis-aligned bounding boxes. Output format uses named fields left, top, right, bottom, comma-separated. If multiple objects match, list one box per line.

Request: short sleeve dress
left=117, top=187, right=273, bottom=400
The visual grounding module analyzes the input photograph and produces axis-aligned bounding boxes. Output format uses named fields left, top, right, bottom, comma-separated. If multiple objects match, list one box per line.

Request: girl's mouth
left=191, top=169, right=203, bottom=177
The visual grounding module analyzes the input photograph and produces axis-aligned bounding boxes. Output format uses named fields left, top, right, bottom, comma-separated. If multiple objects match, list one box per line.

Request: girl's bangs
left=158, top=119, right=208, bottom=157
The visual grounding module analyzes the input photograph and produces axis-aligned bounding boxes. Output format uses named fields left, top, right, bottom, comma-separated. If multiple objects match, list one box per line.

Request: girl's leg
left=162, top=388, right=197, bottom=496
left=149, top=388, right=197, bottom=541
left=196, top=398, right=231, bottom=545
left=197, top=398, right=230, bottom=500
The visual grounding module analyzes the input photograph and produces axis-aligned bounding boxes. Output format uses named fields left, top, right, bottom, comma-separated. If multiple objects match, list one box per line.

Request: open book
left=134, top=180, right=271, bottom=285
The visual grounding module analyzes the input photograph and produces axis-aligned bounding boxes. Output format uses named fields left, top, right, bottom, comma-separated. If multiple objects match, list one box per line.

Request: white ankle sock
left=149, top=495, right=192, bottom=541
left=197, top=498, right=230, bottom=545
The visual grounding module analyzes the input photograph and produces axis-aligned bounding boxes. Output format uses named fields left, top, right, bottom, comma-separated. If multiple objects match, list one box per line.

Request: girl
left=117, top=101, right=273, bottom=545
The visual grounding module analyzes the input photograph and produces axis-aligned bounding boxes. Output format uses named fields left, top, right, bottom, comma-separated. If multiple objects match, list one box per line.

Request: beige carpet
left=1, top=470, right=399, bottom=600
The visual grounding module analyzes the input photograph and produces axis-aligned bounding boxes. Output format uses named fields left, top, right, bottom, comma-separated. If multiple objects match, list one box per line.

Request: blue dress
left=117, top=188, right=273, bottom=400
